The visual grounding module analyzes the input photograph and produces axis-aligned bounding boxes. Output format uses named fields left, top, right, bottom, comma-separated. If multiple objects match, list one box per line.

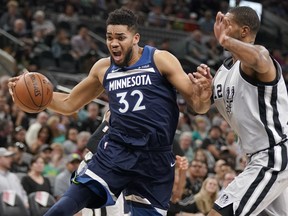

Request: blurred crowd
left=0, top=0, right=287, bottom=75
left=0, top=0, right=287, bottom=77
left=0, top=0, right=288, bottom=215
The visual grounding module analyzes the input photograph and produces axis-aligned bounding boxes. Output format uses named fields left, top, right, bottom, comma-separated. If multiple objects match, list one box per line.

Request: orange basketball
left=12, top=72, right=54, bottom=113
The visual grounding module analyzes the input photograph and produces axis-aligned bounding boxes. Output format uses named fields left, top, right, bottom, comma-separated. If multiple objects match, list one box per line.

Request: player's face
left=106, top=25, right=140, bottom=67
left=224, top=12, right=243, bottom=41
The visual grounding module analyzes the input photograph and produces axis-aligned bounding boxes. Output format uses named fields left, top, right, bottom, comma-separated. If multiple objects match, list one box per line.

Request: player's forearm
left=221, top=36, right=268, bottom=70
left=186, top=95, right=211, bottom=114
left=192, top=99, right=211, bottom=114
left=48, top=92, right=78, bottom=115
left=189, top=87, right=212, bottom=114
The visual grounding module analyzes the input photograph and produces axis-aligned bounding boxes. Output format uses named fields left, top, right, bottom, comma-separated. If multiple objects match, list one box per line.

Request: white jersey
left=212, top=57, right=288, bottom=154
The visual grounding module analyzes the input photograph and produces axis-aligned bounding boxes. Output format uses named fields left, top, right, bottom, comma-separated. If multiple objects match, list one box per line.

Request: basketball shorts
left=215, top=141, right=288, bottom=216
left=74, top=136, right=175, bottom=216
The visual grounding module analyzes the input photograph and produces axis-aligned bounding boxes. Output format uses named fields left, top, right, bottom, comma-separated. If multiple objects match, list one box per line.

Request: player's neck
left=128, top=46, right=143, bottom=66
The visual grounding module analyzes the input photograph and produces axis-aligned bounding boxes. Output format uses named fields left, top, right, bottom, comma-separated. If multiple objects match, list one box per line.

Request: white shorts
left=215, top=141, right=288, bottom=216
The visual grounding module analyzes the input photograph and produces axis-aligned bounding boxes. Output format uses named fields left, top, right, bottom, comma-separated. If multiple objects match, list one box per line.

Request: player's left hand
left=214, top=11, right=232, bottom=46
left=176, top=155, right=188, bottom=170
left=188, top=64, right=213, bottom=102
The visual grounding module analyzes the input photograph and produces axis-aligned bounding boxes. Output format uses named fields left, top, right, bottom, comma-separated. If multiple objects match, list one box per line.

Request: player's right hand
left=8, top=70, right=27, bottom=100
left=7, top=76, right=20, bottom=101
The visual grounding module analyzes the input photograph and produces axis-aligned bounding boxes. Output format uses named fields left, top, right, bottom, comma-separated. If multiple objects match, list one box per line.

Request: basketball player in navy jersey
left=197, top=6, right=288, bottom=216
left=9, top=8, right=212, bottom=216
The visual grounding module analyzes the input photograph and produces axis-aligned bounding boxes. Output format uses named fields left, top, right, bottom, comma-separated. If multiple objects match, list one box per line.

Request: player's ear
left=241, top=26, right=250, bottom=38
left=133, top=33, right=140, bottom=45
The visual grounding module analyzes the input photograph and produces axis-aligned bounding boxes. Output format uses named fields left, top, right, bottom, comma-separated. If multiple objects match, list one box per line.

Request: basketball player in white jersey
left=194, top=6, right=288, bottom=216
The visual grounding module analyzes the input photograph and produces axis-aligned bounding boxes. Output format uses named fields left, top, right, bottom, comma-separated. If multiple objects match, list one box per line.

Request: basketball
left=12, top=72, right=54, bottom=113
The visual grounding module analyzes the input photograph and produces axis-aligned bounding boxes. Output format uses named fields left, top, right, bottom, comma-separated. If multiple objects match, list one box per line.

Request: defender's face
left=224, top=12, right=243, bottom=41
left=106, top=25, right=139, bottom=66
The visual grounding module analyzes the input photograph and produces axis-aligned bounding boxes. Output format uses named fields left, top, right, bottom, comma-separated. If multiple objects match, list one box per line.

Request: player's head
left=226, top=6, right=260, bottom=41
left=106, top=8, right=140, bottom=67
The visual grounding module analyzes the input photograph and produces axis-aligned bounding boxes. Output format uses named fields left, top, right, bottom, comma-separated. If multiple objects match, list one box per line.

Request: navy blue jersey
left=103, top=45, right=179, bottom=150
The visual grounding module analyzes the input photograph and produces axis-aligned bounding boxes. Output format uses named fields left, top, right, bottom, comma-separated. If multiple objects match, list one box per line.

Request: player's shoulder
left=90, top=57, right=111, bottom=75
left=153, top=49, right=179, bottom=71
left=254, top=44, right=270, bottom=55
left=92, top=57, right=111, bottom=68
left=154, top=49, right=173, bottom=56
left=154, top=49, right=178, bottom=64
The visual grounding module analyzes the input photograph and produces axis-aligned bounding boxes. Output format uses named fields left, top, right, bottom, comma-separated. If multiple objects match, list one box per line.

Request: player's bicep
left=154, top=51, right=193, bottom=96
left=69, top=75, right=104, bottom=107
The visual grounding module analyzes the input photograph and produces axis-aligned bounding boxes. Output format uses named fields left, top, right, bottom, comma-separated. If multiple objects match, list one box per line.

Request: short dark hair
left=106, top=8, right=139, bottom=33
left=229, top=6, right=260, bottom=35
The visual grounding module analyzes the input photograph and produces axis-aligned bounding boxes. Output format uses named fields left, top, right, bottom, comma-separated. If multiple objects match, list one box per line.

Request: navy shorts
left=74, top=136, right=175, bottom=215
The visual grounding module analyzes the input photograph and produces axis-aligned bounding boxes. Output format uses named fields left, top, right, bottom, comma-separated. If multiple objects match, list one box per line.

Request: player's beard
left=112, top=46, right=133, bottom=67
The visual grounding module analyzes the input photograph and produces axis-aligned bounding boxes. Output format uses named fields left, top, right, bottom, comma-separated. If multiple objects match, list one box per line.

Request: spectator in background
left=74, top=131, right=91, bottom=159
left=147, top=5, right=167, bottom=28
left=30, top=125, right=53, bottom=155
left=169, top=161, right=214, bottom=215
left=194, top=148, right=215, bottom=174
left=178, top=131, right=194, bottom=163
left=63, top=127, right=78, bottom=155
left=178, top=176, right=219, bottom=215
left=201, top=125, right=227, bottom=160
left=224, top=129, right=239, bottom=158
left=177, top=112, right=192, bottom=134
left=21, top=155, right=52, bottom=195
left=0, top=75, right=12, bottom=102
left=57, top=3, right=80, bottom=34
left=184, top=12, right=199, bottom=32
left=8, top=142, right=32, bottom=174
left=49, top=143, right=66, bottom=173
left=182, top=159, right=207, bottom=201
left=79, top=102, right=102, bottom=134
left=185, top=30, right=210, bottom=63
left=214, top=159, right=233, bottom=189
left=32, top=10, right=56, bottom=38
left=0, top=0, right=21, bottom=31
left=51, top=28, right=74, bottom=60
left=205, top=36, right=224, bottom=68
left=218, top=170, right=236, bottom=197
left=47, top=115, right=66, bottom=144
left=54, top=153, right=81, bottom=200
left=25, top=111, right=49, bottom=147
left=0, top=147, right=28, bottom=207
left=218, top=119, right=230, bottom=138
left=8, top=18, right=33, bottom=44
left=198, top=9, right=215, bottom=35
left=8, top=18, right=34, bottom=64
left=10, top=104, right=30, bottom=131
left=192, top=115, right=209, bottom=148
left=0, top=93, right=10, bottom=121
left=39, top=144, right=59, bottom=177
left=12, top=126, right=28, bottom=146
left=175, top=0, right=191, bottom=19
left=0, top=119, right=13, bottom=148
left=31, top=10, right=56, bottom=54
left=71, top=24, right=98, bottom=59
left=21, top=3, right=33, bottom=31
left=159, top=38, right=174, bottom=54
